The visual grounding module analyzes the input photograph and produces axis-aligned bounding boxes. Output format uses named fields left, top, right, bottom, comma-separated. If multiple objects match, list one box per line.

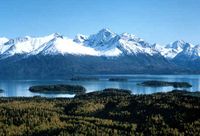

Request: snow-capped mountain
left=174, top=43, right=200, bottom=60
left=77, top=29, right=159, bottom=56
left=0, top=29, right=199, bottom=60
left=34, top=36, right=98, bottom=56
left=0, top=34, right=58, bottom=57
left=0, top=29, right=161, bottom=58
left=0, top=29, right=199, bottom=78
left=153, top=40, right=195, bottom=59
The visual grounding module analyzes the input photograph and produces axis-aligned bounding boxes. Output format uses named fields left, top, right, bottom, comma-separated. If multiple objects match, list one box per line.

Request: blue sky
left=0, top=0, right=199, bottom=45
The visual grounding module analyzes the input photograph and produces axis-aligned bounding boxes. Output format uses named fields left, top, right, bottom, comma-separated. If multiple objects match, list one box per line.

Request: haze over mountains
left=0, top=29, right=199, bottom=78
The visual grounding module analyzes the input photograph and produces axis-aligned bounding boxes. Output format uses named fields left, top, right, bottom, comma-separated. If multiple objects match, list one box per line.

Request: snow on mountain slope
left=166, top=40, right=186, bottom=49
left=175, top=44, right=200, bottom=60
left=77, top=29, right=159, bottom=56
left=98, top=47, right=122, bottom=56
left=154, top=43, right=176, bottom=59
left=118, top=33, right=158, bottom=56
left=84, top=28, right=117, bottom=50
left=0, top=37, right=9, bottom=45
left=155, top=40, right=194, bottom=59
left=36, top=36, right=98, bottom=56
left=194, top=44, right=200, bottom=57
left=73, top=34, right=88, bottom=43
left=120, top=33, right=151, bottom=48
left=0, top=29, right=199, bottom=60
left=0, top=37, right=10, bottom=54
left=35, top=35, right=122, bottom=56
left=0, top=33, right=60, bottom=57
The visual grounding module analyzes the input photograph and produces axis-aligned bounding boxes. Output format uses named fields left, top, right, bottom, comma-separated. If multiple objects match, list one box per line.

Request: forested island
left=70, top=76, right=99, bottom=81
left=0, top=88, right=200, bottom=135
left=109, top=78, right=128, bottom=82
left=29, top=84, right=86, bottom=95
left=138, top=80, right=192, bottom=88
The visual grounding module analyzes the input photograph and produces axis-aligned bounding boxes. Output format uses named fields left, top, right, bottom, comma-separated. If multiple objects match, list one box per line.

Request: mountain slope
left=1, top=29, right=198, bottom=60
left=0, top=54, right=179, bottom=79
left=0, top=29, right=199, bottom=78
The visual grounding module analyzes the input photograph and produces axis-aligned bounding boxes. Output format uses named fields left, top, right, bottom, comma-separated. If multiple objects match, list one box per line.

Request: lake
left=0, top=74, right=200, bottom=97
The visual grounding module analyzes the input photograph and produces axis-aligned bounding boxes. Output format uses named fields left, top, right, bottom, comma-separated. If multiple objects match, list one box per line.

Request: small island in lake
left=70, top=76, right=99, bottom=81
left=29, top=84, right=86, bottom=94
left=109, top=77, right=128, bottom=82
left=138, top=80, right=192, bottom=88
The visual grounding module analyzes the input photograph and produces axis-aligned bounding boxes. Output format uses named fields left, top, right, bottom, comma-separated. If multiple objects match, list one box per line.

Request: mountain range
left=0, top=29, right=199, bottom=79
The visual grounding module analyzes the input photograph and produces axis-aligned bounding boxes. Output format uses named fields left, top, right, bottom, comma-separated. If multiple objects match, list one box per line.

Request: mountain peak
left=48, top=33, right=63, bottom=39
left=85, top=28, right=117, bottom=48
left=97, top=28, right=116, bottom=38
left=98, top=28, right=113, bottom=33
left=166, top=40, right=187, bottom=49
left=173, top=40, right=185, bottom=45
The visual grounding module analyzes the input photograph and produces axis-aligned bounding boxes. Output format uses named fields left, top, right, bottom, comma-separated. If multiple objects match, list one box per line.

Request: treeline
left=0, top=89, right=200, bottom=135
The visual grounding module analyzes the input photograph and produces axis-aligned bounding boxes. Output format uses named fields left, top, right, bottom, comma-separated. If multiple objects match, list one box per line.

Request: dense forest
left=0, top=55, right=196, bottom=79
left=0, top=89, right=200, bottom=135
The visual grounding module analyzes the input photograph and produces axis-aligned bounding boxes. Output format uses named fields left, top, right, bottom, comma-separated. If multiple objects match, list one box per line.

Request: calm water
left=0, top=75, right=200, bottom=97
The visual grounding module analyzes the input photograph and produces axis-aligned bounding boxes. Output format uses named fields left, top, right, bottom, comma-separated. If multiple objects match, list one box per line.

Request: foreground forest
left=0, top=89, right=200, bottom=136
